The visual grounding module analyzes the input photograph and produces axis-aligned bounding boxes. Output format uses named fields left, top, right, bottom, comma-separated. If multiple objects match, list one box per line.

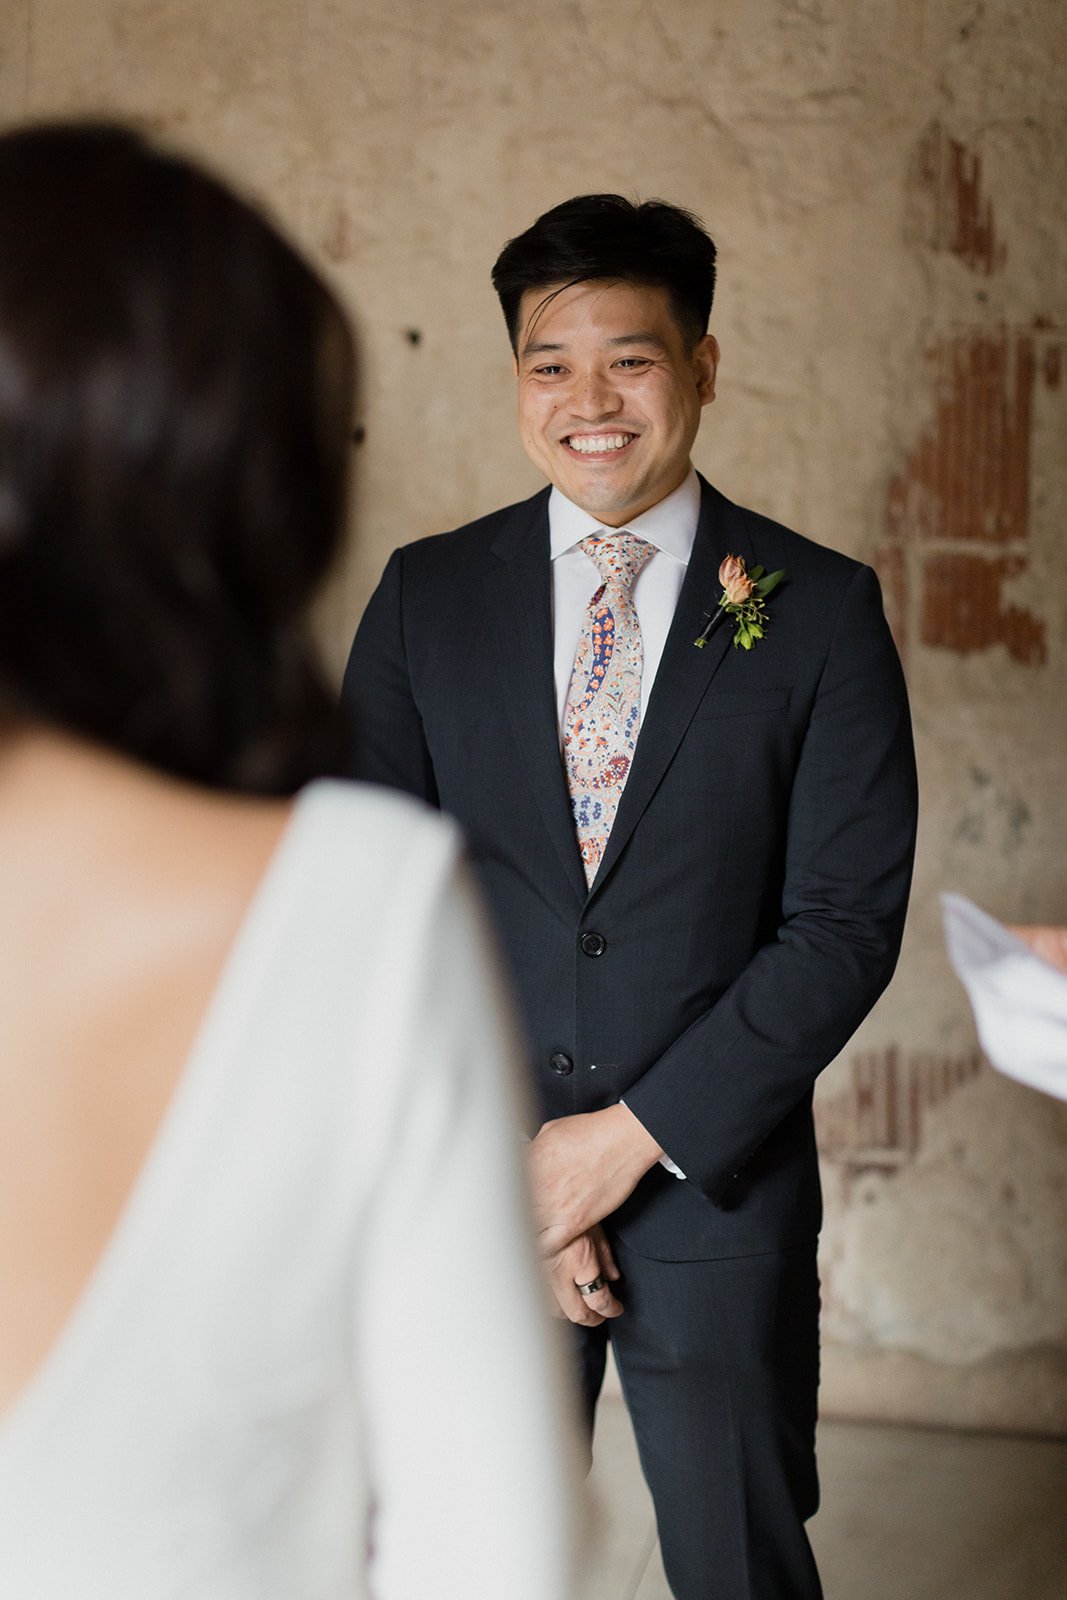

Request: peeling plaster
left=5, top=0, right=1066, bottom=1438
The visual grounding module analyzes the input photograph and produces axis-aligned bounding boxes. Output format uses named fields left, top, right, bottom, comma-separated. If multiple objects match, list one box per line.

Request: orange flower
left=719, top=554, right=755, bottom=605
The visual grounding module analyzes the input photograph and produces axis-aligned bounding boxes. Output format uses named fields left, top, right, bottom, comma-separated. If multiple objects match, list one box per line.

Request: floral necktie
left=563, top=532, right=655, bottom=886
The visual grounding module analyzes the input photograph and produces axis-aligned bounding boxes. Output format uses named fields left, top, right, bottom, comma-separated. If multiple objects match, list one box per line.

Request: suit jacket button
left=549, top=1052, right=574, bottom=1076
left=580, top=931, right=606, bottom=958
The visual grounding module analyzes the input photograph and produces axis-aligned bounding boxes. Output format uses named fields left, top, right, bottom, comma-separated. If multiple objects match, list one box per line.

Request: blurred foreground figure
left=0, top=123, right=578, bottom=1599
left=944, top=893, right=1067, bottom=1101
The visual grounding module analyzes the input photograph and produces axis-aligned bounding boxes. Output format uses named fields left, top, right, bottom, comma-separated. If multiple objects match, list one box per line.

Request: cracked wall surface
left=2, top=0, right=1065, bottom=1433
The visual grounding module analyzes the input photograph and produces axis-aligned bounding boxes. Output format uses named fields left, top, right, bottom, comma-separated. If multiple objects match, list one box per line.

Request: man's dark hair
left=0, top=121, right=355, bottom=793
left=491, top=193, right=717, bottom=353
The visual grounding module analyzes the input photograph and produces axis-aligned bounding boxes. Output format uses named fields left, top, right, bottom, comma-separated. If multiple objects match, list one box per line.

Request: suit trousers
left=575, top=1236, right=823, bottom=1600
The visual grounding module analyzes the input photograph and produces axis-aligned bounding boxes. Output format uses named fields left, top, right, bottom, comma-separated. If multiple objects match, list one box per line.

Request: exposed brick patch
left=816, top=1045, right=983, bottom=1182
left=876, top=328, right=1060, bottom=665
left=921, top=550, right=1046, bottom=664
left=887, top=332, right=1032, bottom=547
left=909, top=121, right=1004, bottom=275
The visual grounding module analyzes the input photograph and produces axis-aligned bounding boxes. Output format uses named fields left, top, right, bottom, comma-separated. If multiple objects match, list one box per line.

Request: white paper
left=941, top=892, right=1067, bottom=1102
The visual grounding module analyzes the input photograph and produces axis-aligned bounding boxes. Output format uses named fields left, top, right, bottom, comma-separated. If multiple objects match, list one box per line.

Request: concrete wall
left=3, top=0, right=1064, bottom=1433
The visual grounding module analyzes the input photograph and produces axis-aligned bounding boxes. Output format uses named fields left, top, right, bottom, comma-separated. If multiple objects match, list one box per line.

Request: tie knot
left=580, top=532, right=654, bottom=593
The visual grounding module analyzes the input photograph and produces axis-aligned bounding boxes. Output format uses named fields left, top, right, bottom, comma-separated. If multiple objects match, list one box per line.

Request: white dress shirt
left=549, top=468, right=700, bottom=1180
left=549, top=468, right=701, bottom=732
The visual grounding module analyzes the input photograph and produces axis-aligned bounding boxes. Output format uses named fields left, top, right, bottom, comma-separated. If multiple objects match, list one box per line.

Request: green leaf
left=756, top=568, right=786, bottom=597
left=749, top=564, right=765, bottom=582
left=748, top=622, right=764, bottom=639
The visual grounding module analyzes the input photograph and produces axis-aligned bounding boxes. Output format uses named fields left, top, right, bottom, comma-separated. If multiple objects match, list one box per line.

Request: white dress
left=0, top=781, right=580, bottom=1598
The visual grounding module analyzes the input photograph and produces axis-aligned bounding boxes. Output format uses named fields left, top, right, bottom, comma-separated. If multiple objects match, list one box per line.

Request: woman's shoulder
left=285, top=779, right=463, bottom=904
left=294, top=776, right=458, bottom=845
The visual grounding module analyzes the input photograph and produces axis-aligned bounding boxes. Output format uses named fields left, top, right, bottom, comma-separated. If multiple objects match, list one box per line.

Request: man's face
left=514, top=279, right=718, bottom=526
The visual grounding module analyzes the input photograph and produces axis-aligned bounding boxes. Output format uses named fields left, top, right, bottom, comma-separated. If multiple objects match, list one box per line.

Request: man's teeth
left=567, top=434, right=632, bottom=454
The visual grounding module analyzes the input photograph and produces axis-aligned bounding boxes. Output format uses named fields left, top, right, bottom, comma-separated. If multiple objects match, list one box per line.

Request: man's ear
left=694, top=334, right=720, bottom=406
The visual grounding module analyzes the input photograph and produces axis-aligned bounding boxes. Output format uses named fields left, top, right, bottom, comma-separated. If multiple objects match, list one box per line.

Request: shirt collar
left=548, top=468, right=701, bottom=563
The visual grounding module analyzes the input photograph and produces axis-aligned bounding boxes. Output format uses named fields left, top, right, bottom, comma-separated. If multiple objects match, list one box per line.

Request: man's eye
left=615, top=358, right=650, bottom=370
left=534, top=364, right=565, bottom=376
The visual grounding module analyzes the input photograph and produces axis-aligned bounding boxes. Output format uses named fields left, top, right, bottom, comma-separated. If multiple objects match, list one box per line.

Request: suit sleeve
left=623, top=563, right=918, bottom=1200
left=341, top=547, right=439, bottom=805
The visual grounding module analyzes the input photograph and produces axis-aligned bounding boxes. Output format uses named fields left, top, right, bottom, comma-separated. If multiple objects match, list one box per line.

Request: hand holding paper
left=942, top=892, right=1067, bottom=1103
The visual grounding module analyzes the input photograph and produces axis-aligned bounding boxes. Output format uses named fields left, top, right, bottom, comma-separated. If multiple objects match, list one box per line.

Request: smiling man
left=516, top=276, right=717, bottom=525
left=342, top=195, right=918, bottom=1600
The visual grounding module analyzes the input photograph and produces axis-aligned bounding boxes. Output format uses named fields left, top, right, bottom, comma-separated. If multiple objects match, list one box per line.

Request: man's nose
left=568, top=368, right=623, bottom=419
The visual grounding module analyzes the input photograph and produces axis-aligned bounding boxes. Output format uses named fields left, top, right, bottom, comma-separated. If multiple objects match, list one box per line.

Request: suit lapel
left=589, top=479, right=756, bottom=896
left=482, top=492, right=588, bottom=907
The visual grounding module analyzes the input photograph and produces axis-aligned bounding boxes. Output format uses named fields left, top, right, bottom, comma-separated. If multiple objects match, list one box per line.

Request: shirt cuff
left=620, top=1099, right=686, bottom=1179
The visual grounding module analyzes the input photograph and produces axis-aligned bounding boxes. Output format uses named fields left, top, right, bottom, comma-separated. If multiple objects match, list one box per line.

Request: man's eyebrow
left=520, top=332, right=667, bottom=359
left=521, top=340, right=566, bottom=358
left=606, top=332, right=667, bottom=351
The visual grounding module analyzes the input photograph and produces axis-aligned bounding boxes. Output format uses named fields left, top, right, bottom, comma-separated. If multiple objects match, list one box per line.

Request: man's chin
left=553, top=473, right=645, bottom=525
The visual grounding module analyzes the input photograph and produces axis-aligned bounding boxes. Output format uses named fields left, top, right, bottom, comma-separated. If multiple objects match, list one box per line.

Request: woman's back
left=0, top=730, right=290, bottom=1419
left=0, top=746, right=578, bottom=1597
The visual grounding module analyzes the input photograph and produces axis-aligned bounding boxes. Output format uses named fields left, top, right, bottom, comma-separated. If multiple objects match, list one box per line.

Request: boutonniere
left=694, top=555, right=786, bottom=651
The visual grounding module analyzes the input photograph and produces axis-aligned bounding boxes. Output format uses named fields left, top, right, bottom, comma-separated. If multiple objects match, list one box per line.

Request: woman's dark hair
left=491, top=193, right=717, bottom=353
left=0, top=121, right=355, bottom=793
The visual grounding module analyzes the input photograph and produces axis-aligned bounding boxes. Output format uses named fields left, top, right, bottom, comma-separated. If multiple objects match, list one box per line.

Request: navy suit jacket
left=342, top=475, right=918, bottom=1260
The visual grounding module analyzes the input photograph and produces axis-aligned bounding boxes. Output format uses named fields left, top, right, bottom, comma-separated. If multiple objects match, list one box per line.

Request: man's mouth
left=562, top=432, right=638, bottom=457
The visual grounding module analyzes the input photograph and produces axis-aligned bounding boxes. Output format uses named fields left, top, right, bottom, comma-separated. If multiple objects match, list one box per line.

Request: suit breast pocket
left=692, top=686, right=792, bottom=722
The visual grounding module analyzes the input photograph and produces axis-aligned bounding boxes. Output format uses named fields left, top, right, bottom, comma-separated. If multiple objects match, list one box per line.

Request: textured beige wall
left=3, top=0, right=1065, bottom=1433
